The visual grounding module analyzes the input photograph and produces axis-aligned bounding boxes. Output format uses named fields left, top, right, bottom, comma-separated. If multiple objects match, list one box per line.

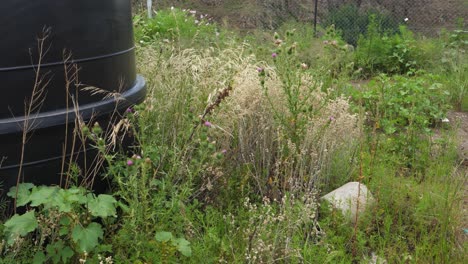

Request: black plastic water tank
left=0, top=0, right=146, bottom=193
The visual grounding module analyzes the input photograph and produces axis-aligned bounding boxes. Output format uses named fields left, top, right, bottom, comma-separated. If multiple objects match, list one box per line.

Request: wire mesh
left=132, top=1, right=467, bottom=43
left=316, top=0, right=467, bottom=41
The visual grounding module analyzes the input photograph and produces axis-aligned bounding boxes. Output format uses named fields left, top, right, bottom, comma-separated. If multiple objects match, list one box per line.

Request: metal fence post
left=147, top=0, right=152, bottom=19
left=314, top=0, right=318, bottom=37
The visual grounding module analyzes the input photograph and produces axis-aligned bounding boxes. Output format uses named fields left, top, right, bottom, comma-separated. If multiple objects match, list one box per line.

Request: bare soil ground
left=448, top=111, right=468, bottom=250
left=448, top=112, right=468, bottom=165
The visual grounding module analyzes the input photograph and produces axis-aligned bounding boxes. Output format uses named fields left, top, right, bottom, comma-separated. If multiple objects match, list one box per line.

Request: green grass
left=1, top=7, right=466, bottom=263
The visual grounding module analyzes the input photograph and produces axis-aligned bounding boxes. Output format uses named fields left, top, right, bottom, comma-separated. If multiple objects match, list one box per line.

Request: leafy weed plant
left=354, top=17, right=423, bottom=77
left=1, top=184, right=118, bottom=263
left=357, top=74, right=450, bottom=173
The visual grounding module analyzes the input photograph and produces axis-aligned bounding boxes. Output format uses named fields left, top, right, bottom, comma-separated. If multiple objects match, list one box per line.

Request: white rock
left=321, top=182, right=374, bottom=223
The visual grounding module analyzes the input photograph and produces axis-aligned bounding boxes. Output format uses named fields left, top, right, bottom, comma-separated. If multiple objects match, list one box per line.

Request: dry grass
left=137, top=42, right=360, bottom=199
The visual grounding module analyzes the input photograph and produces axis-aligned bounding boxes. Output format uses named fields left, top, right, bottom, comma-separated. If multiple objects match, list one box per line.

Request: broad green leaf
left=59, top=215, right=71, bottom=226
left=46, top=241, right=63, bottom=264
left=59, top=215, right=71, bottom=236
left=87, top=194, right=117, bottom=218
left=7, top=183, right=34, bottom=206
left=174, top=237, right=192, bottom=257
left=29, top=186, right=59, bottom=207
left=33, top=251, right=46, bottom=264
left=155, top=231, right=173, bottom=242
left=46, top=241, right=74, bottom=264
left=72, top=222, right=103, bottom=252
left=52, top=188, right=86, bottom=212
left=64, top=187, right=88, bottom=204
left=3, top=211, right=38, bottom=245
left=60, top=246, right=74, bottom=263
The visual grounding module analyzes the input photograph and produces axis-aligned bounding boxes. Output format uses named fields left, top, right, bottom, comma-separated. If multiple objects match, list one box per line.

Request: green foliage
left=87, top=194, right=118, bottom=218
left=362, top=74, right=450, bottom=133
left=274, top=21, right=324, bottom=67
left=263, top=30, right=319, bottom=145
left=357, top=138, right=463, bottom=263
left=357, top=74, right=450, bottom=170
left=3, top=211, right=38, bottom=245
left=155, top=231, right=192, bottom=257
left=45, top=241, right=73, bottom=264
left=440, top=28, right=468, bottom=110
left=319, top=25, right=356, bottom=89
left=133, top=8, right=218, bottom=45
left=1, top=184, right=117, bottom=262
left=446, top=28, right=468, bottom=50
left=354, top=17, right=425, bottom=76
left=7, top=183, right=34, bottom=207
left=324, top=4, right=398, bottom=46
left=72, top=223, right=104, bottom=253
left=125, top=21, right=462, bottom=262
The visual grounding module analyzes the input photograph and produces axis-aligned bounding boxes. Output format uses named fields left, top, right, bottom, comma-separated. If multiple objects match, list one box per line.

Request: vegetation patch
left=1, top=6, right=466, bottom=263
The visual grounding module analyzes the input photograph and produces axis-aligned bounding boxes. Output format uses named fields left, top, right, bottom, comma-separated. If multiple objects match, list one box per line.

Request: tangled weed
left=214, top=61, right=359, bottom=196
left=241, top=193, right=321, bottom=263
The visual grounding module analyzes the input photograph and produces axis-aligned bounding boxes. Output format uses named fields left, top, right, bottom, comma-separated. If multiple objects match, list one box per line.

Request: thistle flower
left=126, top=160, right=134, bottom=166
left=204, top=121, right=212, bottom=127
left=272, top=52, right=278, bottom=58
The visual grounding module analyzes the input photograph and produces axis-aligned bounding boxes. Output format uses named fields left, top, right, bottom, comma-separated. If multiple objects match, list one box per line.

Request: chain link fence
left=132, top=1, right=467, bottom=44
left=315, top=0, right=467, bottom=43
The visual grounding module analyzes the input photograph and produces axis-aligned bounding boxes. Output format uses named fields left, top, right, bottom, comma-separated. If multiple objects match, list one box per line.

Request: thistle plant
left=262, top=30, right=322, bottom=146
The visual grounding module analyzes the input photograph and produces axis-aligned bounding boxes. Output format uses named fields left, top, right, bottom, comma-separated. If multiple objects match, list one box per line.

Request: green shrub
left=357, top=74, right=450, bottom=170
left=133, top=8, right=218, bottom=45
left=324, top=4, right=398, bottom=46
left=354, top=16, right=425, bottom=76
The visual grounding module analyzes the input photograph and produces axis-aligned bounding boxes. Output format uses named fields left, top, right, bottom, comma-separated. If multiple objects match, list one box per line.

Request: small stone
left=321, top=182, right=374, bottom=223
